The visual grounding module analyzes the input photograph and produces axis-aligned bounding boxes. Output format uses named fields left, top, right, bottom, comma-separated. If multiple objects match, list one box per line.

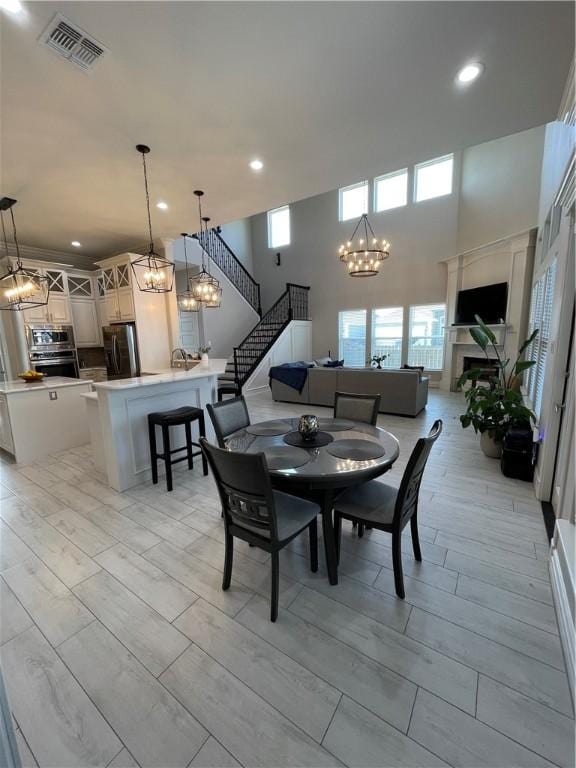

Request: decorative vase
left=298, top=415, right=319, bottom=442
left=201, top=353, right=209, bottom=367
left=480, top=430, right=502, bottom=459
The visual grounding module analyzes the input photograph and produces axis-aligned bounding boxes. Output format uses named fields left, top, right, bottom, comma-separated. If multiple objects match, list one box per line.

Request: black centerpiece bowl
left=298, top=414, right=319, bottom=442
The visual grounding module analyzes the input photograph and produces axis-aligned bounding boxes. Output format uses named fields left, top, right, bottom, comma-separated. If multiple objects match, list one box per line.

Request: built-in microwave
left=25, top=324, right=76, bottom=353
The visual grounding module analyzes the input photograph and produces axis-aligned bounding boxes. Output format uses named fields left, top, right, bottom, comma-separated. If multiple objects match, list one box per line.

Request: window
left=408, top=304, right=446, bottom=369
left=374, top=169, right=408, bottom=212
left=414, top=154, right=454, bottom=202
left=371, top=307, right=403, bottom=368
left=338, top=309, right=366, bottom=367
left=267, top=205, right=290, bottom=248
left=527, top=261, right=557, bottom=416
left=339, top=181, right=368, bottom=222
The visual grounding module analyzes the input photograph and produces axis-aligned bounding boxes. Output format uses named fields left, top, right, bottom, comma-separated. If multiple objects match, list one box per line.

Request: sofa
left=270, top=367, right=428, bottom=417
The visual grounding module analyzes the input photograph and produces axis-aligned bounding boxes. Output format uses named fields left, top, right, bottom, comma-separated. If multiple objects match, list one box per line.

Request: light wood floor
left=0, top=390, right=573, bottom=768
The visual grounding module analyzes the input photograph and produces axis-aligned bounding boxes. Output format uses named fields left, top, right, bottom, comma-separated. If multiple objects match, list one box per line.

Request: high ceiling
left=1, top=1, right=573, bottom=264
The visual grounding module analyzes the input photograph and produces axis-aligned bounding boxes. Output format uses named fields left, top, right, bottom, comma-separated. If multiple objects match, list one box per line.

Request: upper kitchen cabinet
left=68, top=273, right=101, bottom=347
left=21, top=265, right=72, bottom=324
left=101, top=261, right=135, bottom=322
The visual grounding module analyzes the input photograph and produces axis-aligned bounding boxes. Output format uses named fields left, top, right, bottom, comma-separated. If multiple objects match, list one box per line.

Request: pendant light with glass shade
left=200, top=215, right=222, bottom=308
left=188, top=190, right=221, bottom=307
left=0, top=197, right=50, bottom=312
left=131, top=145, right=175, bottom=293
left=338, top=212, right=390, bottom=277
left=176, top=233, right=201, bottom=312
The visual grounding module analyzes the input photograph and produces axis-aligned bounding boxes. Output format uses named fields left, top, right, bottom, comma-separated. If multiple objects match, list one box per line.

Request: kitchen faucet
left=171, top=348, right=191, bottom=370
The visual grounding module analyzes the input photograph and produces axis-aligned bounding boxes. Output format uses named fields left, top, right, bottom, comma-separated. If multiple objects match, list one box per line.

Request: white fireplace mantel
left=440, top=229, right=537, bottom=391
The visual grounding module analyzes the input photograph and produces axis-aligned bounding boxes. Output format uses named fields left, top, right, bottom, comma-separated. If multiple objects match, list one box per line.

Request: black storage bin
left=501, top=426, right=535, bottom=481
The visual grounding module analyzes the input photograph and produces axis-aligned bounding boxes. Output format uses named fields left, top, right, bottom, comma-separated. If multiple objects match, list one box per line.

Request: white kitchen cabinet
left=71, top=300, right=101, bottom=346
left=21, top=266, right=72, bottom=324
left=0, top=394, right=14, bottom=454
left=102, top=264, right=135, bottom=322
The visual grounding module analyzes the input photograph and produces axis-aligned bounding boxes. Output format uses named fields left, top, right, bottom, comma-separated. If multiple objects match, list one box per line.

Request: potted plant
left=457, top=316, right=538, bottom=458
left=370, top=354, right=388, bottom=369
left=199, top=342, right=212, bottom=367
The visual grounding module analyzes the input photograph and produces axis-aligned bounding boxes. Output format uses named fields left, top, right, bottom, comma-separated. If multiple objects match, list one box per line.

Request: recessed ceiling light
left=71, top=241, right=82, bottom=247
left=457, top=63, right=484, bottom=84
left=156, top=201, right=168, bottom=210
left=0, top=0, right=23, bottom=14
left=250, top=159, right=264, bottom=171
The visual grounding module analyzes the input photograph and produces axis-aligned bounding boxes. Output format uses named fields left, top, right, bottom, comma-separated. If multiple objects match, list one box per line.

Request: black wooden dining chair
left=206, top=396, right=251, bottom=448
left=333, top=419, right=442, bottom=599
left=200, top=438, right=319, bottom=622
left=334, top=391, right=381, bottom=426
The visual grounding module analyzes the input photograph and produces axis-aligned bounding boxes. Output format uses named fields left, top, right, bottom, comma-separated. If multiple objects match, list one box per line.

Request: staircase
left=193, top=226, right=310, bottom=391
left=219, top=283, right=310, bottom=389
left=196, top=227, right=262, bottom=316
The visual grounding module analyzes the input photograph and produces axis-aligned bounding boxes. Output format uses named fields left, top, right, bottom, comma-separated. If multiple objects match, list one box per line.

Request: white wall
left=218, top=219, right=254, bottom=274
left=457, top=126, right=545, bottom=253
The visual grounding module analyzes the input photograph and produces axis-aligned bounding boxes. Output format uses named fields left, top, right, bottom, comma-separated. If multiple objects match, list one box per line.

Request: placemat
left=317, top=418, right=356, bottom=431
left=283, top=431, right=334, bottom=448
left=263, top=446, right=310, bottom=470
left=326, top=438, right=385, bottom=460
left=246, top=421, right=291, bottom=436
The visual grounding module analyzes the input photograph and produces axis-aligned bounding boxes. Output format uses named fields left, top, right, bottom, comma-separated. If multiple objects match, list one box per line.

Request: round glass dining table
left=226, top=417, right=400, bottom=585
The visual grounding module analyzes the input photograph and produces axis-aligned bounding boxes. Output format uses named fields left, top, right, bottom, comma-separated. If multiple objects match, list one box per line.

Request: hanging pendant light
left=200, top=216, right=222, bottom=309
left=338, top=213, right=390, bottom=277
left=131, top=144, right=175, bottom=293
left=188, top=191, right=221, bottom=308
left=0, top=197, right=50, bottom=312
left=177, top=233, right=201, bottom=312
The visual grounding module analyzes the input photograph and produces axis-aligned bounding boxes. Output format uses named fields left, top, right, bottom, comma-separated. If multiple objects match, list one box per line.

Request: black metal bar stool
left=147, top=406, right=208, bottom=492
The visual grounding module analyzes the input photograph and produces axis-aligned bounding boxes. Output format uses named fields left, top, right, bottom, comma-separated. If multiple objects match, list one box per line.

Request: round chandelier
left=0, top=197, right=50, bottom=312
left=177, top=233, right=201, bottom=312
left=131, top=145, right=175, bottom=294
left=188, top=191, right=221, bottom=308
left=338, top=213, right=390, bottom=277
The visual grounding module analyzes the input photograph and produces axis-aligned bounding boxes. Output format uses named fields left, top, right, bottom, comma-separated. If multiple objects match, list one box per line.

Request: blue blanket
left=269, top=362, right=313, bottom=393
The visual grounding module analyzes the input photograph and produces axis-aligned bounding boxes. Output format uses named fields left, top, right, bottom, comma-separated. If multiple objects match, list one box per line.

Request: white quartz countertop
left=93, top=359, right=228, bottom=391
left=0, top=377, right=93, bottom=395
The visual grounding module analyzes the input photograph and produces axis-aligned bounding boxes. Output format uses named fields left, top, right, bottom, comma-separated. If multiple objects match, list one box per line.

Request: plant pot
left=480, top=430, right=502, bottom=459
left=200, top=353, right=209, bottom=367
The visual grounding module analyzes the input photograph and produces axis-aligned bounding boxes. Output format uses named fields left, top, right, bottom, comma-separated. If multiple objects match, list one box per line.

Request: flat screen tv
left=454, top=282, right=508, bottom=325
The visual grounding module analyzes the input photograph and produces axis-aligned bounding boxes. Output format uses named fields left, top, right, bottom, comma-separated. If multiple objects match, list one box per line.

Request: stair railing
left=195, top=228, right=262, bottom=316
left=229, top=283, right=310, bottom=387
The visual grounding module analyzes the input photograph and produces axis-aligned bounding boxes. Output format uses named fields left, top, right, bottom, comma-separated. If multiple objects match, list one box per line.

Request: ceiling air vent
left=40, top=13, right=107, bottom=72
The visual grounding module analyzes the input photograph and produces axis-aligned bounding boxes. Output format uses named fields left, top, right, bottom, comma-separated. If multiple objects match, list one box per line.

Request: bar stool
left=147, top=406, right=208, bottom=492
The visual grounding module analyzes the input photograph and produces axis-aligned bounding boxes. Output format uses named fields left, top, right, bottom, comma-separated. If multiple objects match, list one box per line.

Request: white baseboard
left=550, top=523, right=575, bottom=706
left=243, top=384, right=269, bottom=396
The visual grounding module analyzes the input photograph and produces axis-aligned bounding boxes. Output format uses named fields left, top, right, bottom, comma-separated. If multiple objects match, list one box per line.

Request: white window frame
left=338, top=309, right=367, bottom=368
left=526, top=260, right=557, bottom=417
left=373, top=169, right=408, bottom=213
left=267, top=205, right=290, bottom=249
left=407, top=302, right=447, bottom=370
left=338, top=180, right=369, bottom=222
left=370, top=306, right=404, bottom=368
left=413, top=154, right=454, bottom=203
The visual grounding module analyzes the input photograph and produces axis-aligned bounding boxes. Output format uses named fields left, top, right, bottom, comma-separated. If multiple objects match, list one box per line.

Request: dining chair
left=206, top=395, right=251, bottom=448
left=333, top=419, right=442, bottom=599
left=334, top=391, right=381, bottom=426
left=200, top=437, right=320, bottom=622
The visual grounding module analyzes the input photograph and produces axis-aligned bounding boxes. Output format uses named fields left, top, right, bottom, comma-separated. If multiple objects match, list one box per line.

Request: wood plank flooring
left=0, top=390, right=573, bottom=767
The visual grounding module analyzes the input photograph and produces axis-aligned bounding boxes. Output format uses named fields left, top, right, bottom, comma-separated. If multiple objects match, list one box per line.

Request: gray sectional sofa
left=270, top=367, right=429, bottom=417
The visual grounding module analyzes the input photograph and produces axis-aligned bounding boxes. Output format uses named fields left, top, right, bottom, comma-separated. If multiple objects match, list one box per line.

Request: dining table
left=225, top=416, right=400, bottom=585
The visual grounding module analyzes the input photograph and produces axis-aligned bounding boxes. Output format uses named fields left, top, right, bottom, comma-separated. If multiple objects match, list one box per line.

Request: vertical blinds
left=527, top=260, right=557, bottom=417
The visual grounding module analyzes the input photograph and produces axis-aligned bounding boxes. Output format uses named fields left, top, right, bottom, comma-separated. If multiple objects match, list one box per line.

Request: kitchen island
left=89, top=360, right=227, bottom=491
left=0, top=377, right=92, bottom=464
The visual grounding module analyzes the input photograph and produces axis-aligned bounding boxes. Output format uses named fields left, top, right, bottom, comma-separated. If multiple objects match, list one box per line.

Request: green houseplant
left=370, top=354, right=388, bottom=369
left=457, top=316, right=538, bottom=458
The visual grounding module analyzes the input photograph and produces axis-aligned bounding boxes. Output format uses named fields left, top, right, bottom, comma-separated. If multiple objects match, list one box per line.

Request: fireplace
left=462, top=356, right=499, bottom=382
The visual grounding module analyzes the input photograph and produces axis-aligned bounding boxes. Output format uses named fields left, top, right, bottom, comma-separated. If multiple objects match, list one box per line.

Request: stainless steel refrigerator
left=103, top=323, right=140, bottom=380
